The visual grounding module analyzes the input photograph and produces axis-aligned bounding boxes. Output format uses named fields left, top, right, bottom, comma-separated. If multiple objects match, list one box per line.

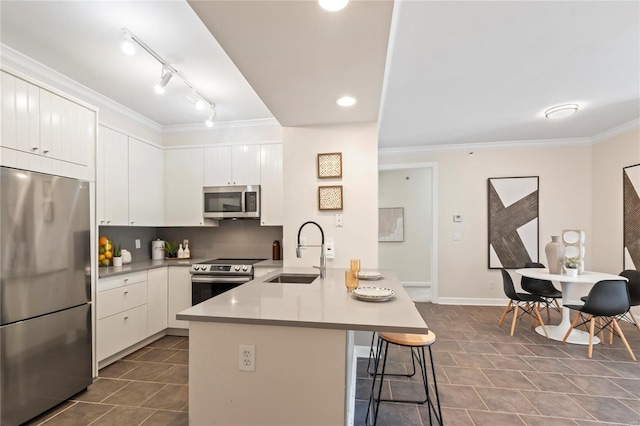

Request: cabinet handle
left=124, top=316, right=129, bottom=320
left=124, top=291, right=129, bottom=295
left=100, top=221, right=105, bottom=224
left=43, top=150, right=49, bottom=154
left=31, top=147, right=38, bottom=151
left=131, top=222, right=135, bottom=225
left=227, top=181, right=230, bottom=185
left=124, top=278, right=128, bottom=282
left=107, top=221, right=111, bottom=224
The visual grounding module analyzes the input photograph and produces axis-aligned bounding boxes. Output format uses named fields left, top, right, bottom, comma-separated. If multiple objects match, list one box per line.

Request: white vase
left=564, top=267, right=577, bottom=277
left=112, top=257, right=123, bottom=267
left=545, top=236, right=566, bottom=274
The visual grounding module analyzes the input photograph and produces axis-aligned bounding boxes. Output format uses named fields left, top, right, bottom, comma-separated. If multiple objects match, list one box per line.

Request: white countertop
left=177, top=267, right=429, bottom=333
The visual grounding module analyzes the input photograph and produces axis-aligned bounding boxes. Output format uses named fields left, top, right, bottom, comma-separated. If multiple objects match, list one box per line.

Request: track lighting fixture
left=154, top=67, right=173, bottom=95
left=205, top=106, right=217, bottom=128
left=121, top=29, right=136, bottom=55
left=121, top=27, right=217, bottom=126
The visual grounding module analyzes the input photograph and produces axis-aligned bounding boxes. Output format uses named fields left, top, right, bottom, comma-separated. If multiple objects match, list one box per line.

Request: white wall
left=380, top=143, right=594, bottom=302
left=591, top=128, right=640, bottom=273
left=282, top=123, right=378, bottom=269
left=378, top=168, right=432, bottom=285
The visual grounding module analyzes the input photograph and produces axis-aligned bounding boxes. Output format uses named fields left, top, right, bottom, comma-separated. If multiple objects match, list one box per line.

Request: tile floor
left=354, top=303, right=640, bottom=426
left=25, top=336, right=189, bottom=426
left=24, top=304, right=640, bottom=426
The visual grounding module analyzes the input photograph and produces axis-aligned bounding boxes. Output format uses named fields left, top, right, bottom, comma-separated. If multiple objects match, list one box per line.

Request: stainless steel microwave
left=203, top=185, right=260, bottom=219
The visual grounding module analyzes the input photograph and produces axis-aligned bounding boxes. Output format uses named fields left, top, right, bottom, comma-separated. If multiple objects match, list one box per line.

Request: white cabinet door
left=147, top=267, right=168, bottom=335
left=203, top=145, right=231, bottom=185
left=259, top=144, right=283, bottom=226
left=39, top=89, right=64, bottom=161
left=165, top=148, right=207, bottom=226
left=97, top=305, right=148, bottom=362
left=203, top=145, right=261, bottom=186
left=168, top=267, right=191, bottom=329
left=231, top=145, right=261, bottom=185
left=1, top=72, right=40, bottom=154
left=97, top=126, right=129, bottom=225
left=129, top=137, right=163, bottom=226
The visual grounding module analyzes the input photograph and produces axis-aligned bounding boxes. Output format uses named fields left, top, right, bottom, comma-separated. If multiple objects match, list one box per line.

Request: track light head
left=121, top=29, right=136, bottom=55
left=205, top=106, right=217, bottom=127
left=154, top=67, right=173, bottom=94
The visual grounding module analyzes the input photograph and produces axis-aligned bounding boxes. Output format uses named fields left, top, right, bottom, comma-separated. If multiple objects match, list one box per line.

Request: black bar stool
left=366, top=331, right=443, bottom=426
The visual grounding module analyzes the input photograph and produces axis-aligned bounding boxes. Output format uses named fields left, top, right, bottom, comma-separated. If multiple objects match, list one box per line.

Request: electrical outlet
left=325, top=238, right=335, bottom=259
left=335, top=214, right=343, bottom=227
left=489, top=281, right=495, bottom=289
left=238, top=344, right=255, bottom=372
left=135, top=239, right=141, bottom=249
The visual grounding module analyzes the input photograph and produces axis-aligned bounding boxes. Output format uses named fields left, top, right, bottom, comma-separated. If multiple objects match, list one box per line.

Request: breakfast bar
left=177, top=267, right=428, bottom=425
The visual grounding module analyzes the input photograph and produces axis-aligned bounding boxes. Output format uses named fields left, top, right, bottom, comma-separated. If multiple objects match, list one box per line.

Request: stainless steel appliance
left=190, top=258, right=265, bottom=305
left=0, top=167, right=92, bottom=425
left=203, top=185, right=260, bottom=220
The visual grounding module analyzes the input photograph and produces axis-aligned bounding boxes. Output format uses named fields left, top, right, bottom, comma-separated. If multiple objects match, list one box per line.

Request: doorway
left=378, top=163, right=438, bottom=302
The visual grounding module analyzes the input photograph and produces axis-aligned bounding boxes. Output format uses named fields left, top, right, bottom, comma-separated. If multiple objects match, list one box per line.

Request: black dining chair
left=498, top=269, right=548, bottom=337
left=562, top=279, right=636, bottom=360
left=580, top=270, right=640, bottom=334
left=521, top=262, right=562, bottom=322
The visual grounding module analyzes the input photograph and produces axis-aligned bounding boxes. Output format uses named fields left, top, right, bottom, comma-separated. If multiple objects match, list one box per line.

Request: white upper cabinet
left=97, top=126, right=128, bottom=226
left=165, top=148, right=213, bottom=226
left=129, top=137, right=163, bottom=226
left=1, top=71, right=39, bottom=154
left=1, top=70, right=96, bottom=180
left=204, top=145, right=261, bottom=186
left=260, top=144, right=283, bottom=226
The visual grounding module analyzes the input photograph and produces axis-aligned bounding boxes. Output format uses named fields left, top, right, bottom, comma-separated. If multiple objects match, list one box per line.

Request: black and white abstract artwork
left=624, top=164, right=640, bottom=269
left=488, top=176, right=539, bottom=269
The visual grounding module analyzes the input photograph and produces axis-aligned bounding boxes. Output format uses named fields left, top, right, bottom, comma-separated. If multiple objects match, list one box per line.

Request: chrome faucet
left=296, top=221, right=326, bottom=278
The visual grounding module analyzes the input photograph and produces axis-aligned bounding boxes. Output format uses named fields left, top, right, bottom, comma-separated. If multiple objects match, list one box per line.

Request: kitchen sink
left=266, top=273, right=319, bottom=284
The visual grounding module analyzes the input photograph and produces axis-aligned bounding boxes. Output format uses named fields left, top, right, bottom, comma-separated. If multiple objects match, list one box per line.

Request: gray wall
left=99, top=221, right=283, bottom=263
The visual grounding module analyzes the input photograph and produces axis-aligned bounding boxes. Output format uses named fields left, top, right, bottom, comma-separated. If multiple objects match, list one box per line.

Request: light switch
left=135, top=239, right=141, bottom=249
left=453, top=214, right=462, bottom=222
left=453, top=233, right=462, bottom=241
left=335, top=214, right=343, bottom=227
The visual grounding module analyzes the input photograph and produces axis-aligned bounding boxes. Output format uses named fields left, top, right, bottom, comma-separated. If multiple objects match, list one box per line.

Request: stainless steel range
left=190, top=258, right=265, bottom=305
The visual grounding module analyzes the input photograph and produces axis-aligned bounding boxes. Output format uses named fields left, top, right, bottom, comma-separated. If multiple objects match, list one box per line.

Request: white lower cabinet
left=97, top=305, right=148, bottom=362
left=168, top=267, right=191, bottom=329
left=147, top=268, right=168, bottom=335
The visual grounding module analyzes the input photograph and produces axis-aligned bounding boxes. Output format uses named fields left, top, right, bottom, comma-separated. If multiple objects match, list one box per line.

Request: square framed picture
left=488, top=176, right=539, bottom=269
left=318, top=185, right=343, bottom=210
left=317, top=152, right=342, bottom=178
left=379, top=208, right=404, bottom=242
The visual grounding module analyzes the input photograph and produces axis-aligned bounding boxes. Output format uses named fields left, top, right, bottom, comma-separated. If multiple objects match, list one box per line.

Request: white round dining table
left=514, top=268, right=626, bottom=345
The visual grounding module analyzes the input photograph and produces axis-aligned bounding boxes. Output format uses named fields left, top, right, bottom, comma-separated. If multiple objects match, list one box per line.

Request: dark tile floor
left=25, top=336, right=189, bottom=426
left=24, top=304, right=640, bottom=425
left=355, top=303, right=640, bottom=426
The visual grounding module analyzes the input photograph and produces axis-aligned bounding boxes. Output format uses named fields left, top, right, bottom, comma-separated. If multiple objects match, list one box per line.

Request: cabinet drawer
left=97, top=305, right=147, bottom=362
left=98, top=271, right=148, bottom=292
left=97, top=281, right=147, bottom=319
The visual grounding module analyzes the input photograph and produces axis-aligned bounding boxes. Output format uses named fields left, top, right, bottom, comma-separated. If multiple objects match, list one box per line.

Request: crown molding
left=378, top=137, right=593, bottom=157
left=162, top=118, right=281, bottom=134
left=591, top=118, right=640, bottom=144
left=1, top=44, right=163, bottom=134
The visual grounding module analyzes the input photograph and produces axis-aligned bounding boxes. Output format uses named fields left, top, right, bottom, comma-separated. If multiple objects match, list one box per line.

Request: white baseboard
left=437, top=297, right=509, bottom=306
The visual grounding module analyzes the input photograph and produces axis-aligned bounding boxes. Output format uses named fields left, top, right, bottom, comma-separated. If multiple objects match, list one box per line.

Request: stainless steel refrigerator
left=0, top=167, right=92, bottom=425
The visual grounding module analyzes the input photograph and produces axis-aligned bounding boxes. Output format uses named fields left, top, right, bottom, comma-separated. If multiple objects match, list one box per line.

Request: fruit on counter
left=99, top=236, right=107, bottom=246
left=98, top=236, right=114, bottom=267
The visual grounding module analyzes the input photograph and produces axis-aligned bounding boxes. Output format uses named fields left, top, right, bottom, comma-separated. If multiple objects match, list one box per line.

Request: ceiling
left=1, top=1, right=639, bottom=149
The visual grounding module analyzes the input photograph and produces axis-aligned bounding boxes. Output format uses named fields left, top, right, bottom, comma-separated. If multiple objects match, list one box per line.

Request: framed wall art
left=624, top=163, right=640, bottom=269
left=317, top=152, right=342, bottom=178
left=488, top=176, right=539, bottom=269
left=379, top=207, right=404, bottom=242
left=318, top=185, right=343, bottom=210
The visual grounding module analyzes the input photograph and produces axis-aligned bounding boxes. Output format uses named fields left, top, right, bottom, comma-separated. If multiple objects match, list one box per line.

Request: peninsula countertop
left=177, top=267, right=428, bottom=334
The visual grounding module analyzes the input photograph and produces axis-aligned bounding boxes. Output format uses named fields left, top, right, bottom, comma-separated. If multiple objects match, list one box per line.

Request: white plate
left=351, top=286, right=396, bottom=302
left=358, top=271, right=384, bottom=280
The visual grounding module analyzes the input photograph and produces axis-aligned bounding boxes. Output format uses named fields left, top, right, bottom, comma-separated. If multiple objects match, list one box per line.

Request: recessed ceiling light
left=319, top=0, right=349, bottom=12
left=544, top=104, right=579, bottom=119
left=336, top=96, right=356, bottom=107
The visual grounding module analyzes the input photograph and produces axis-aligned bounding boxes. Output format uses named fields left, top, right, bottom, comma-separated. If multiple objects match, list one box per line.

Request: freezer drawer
left=1, top=303, right=92, bottom=426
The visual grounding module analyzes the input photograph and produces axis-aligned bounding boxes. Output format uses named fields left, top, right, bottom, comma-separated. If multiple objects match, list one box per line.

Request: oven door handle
left=191, top=276, right=252, bottom=284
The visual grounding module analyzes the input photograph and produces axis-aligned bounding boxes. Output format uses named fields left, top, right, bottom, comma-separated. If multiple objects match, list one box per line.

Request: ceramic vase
left=545, top=236, right=565, bottom=274
left=112, top=257, right=123, bottom=267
